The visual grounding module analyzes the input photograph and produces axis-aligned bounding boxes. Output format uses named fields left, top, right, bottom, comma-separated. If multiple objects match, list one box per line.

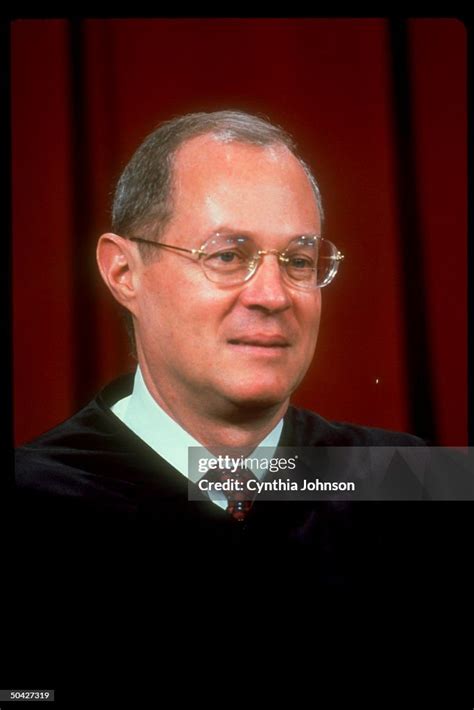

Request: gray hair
left=113, top=110, right=323, bottom=246
left=111, top=110, right=323, bottom=353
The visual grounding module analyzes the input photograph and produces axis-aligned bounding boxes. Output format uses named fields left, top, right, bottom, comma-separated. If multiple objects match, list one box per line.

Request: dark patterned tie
left=204, top=465, right=258, bottom=522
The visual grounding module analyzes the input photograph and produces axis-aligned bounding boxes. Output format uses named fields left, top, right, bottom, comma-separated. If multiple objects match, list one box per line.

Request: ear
left=96, top=233, right=140, bottom=314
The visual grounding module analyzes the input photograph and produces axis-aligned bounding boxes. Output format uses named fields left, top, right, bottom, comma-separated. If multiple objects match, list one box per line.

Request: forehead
left=170, top=134, right=320, bottom=235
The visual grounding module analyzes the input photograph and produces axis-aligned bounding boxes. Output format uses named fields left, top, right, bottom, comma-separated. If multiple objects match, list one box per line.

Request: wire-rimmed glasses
left=128, top=232, right=344, bottom=289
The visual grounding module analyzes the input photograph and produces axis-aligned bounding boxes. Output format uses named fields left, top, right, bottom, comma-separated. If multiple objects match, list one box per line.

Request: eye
left=217, top=251, right=238, bottom=263
left=287, top=254, right=315, bottom=270
left=205, top=249, right=248, bottom=271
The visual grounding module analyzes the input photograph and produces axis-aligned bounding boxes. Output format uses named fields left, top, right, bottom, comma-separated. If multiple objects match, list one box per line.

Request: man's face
left=133, top=135, right=322, bottom=415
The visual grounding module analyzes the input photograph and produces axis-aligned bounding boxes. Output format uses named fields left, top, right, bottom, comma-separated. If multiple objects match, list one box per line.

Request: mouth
left=227, top=336, right=290, bottom=349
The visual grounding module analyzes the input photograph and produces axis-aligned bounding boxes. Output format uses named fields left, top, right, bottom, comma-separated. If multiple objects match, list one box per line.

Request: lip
left=228, top=336, right=290, bottom=348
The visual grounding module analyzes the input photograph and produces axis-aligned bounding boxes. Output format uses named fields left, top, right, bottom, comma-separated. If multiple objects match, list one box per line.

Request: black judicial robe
left=13, top=374, right=471, bottom=589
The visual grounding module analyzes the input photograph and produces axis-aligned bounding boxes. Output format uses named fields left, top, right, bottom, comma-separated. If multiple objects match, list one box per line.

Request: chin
left=225, top=381, right=293, bottom=410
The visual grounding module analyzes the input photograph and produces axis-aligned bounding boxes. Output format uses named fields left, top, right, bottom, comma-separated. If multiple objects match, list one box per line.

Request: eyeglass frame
left=126, top=233, right=344, bottom=289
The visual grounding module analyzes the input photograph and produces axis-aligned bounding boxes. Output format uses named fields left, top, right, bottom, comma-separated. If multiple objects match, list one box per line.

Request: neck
left=137, top=361, right=288, bottom=456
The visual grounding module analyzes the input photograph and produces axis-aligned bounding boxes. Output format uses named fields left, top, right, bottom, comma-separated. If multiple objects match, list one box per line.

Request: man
left=15, top=110, right=450, bottom=586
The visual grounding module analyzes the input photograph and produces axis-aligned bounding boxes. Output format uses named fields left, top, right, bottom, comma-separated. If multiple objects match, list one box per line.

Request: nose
left=239, top=253, right=291, bottom=313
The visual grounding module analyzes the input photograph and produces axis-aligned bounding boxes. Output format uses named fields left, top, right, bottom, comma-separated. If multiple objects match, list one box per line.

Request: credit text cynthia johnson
left=197, top=479, right=356, bottom=493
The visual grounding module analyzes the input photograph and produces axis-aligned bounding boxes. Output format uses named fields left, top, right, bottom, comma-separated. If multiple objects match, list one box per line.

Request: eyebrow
left=208, top=226, right=321, bottom=240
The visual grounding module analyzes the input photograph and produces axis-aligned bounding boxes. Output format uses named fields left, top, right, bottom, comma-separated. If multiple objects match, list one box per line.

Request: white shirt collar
left=111, top=366, right=284, bottom=483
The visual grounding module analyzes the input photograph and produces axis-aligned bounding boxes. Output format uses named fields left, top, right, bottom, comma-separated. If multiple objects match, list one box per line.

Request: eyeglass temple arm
left=128, top=237, right=205, bottom=256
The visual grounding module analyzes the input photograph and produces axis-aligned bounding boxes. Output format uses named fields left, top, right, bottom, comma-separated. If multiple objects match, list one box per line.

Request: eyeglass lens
left=200, top=234, right=339, bottom=288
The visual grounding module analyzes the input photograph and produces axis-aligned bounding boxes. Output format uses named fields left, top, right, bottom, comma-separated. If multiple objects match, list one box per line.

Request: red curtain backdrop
left=12, top=18, right=467, bottom=446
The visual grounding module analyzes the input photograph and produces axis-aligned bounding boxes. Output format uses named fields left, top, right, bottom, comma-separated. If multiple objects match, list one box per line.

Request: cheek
left=140, top=269, right=234, bottom=341
left=298, top=293, right=322, bottom=340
